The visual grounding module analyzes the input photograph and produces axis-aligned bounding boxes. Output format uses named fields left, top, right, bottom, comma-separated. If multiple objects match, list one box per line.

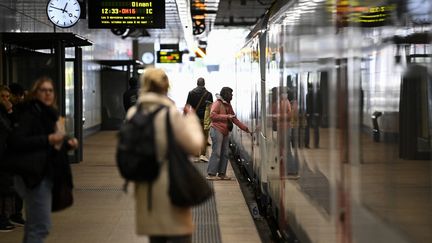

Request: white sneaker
left=199, top=155, right=209, bottom=162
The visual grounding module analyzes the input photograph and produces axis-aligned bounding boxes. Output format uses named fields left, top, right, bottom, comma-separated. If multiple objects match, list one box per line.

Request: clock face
left=47, top=0, right=81, bottom=28
left=142, top=52, right=155, bottom=64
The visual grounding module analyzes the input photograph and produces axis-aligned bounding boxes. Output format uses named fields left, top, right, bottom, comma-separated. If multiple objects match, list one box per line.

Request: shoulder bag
left=51, top=143, right=74, bottom=212
left=220, top=102, right=233, bottom=131
left=166, top=112, right=213, bottom=207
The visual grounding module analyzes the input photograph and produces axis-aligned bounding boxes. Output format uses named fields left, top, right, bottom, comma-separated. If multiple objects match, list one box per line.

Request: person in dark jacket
left=5, top=83, right=27, bottom=227
left=8, top=77, right=78, bottom=243
left=0, top=85, right=16, bottom=232
left=123, top=77, right=139, bottom=112
left=185, top=77, right=213, bottom=162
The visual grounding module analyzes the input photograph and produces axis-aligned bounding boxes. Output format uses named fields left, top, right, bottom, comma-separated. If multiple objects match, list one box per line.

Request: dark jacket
left=7, top=100, right=59, bottom=188
left=0, top=106, right=11, bottom=160
left=123, top=87, right=139, bottom=112
left=186, top=86, right=213, bottom=120
left=0, top=105, right=14, bottom=194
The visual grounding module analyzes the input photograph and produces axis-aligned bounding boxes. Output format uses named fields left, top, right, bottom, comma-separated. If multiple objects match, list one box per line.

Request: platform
left=0, top=131, right=261, bottom=243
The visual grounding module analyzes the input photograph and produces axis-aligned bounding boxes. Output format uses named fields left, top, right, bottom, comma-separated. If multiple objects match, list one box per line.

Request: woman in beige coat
left=126, top=68, right=203, bottom=243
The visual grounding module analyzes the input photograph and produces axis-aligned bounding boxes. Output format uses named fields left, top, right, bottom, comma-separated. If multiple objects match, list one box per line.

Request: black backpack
left=116, top=104, right=166, bottom=184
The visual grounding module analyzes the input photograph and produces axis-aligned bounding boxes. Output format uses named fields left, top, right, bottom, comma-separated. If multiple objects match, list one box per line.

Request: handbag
left=227, top=120, right=233, bottom=131
left=220, top=102, right=234, bottom=132
left=51, top=145, right=74, bottom=212
left=166, top=112, right=213, bottom=207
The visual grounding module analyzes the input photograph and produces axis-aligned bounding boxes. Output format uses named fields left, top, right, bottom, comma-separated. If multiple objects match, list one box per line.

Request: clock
left=47, top=0, right=81, bottom=28
left=142, top=52, right=155, bottom=64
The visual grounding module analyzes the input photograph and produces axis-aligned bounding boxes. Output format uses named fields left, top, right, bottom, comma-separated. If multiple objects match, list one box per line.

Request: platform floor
left=0, top=131, right=261, bottom=243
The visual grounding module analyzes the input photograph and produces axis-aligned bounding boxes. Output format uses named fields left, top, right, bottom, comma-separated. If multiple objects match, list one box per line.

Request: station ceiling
left=143, top=0, right=271, bottom=45
left=1, top=0, right=270, bottom=48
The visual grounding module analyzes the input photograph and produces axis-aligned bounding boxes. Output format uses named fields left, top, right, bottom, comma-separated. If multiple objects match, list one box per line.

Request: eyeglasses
left=38, top=88, right=54, bottom=93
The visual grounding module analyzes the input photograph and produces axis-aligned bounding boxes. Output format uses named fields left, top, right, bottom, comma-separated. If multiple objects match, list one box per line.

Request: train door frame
left=0, top=32, right=92, bottom=163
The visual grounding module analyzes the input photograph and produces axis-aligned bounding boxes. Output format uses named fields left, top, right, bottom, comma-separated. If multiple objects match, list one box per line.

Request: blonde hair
left=140, top=68, right=169, bottom=94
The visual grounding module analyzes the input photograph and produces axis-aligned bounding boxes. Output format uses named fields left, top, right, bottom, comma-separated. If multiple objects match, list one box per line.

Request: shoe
left=199, top=155, right=209, bottom=162
left=0, top=221, right=15, bottom=232
left=9, top=215, right=25, bottom=227
left=218, top=174, right=232, bottom=180
left=206, top=175, right=221, bottom=181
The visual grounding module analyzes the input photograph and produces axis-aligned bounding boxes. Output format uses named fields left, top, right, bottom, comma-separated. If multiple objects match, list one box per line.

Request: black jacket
left=7, top=100, right=59, bottom=188
left=0, top=106, right=13, bottom=194
left=186, top=86, right=213, bottom=120
left=123, top=87, right=139, bottom=112
left=0, top=106, right=11, bottom=159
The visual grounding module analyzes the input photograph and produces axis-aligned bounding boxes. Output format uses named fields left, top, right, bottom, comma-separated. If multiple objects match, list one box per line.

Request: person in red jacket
left=206, top=87, right=250, bottom=180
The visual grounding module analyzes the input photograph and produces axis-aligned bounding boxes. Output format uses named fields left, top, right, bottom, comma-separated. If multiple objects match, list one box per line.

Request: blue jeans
left=14, top=177, right=53, bottom=243
left=207, top=127, right=230, bottom=176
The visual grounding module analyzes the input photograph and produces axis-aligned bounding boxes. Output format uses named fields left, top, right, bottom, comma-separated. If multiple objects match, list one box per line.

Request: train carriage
left=232, top=0, right=432, bottom=243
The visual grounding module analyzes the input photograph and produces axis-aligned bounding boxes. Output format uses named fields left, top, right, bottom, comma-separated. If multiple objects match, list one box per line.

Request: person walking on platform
left=128, top=68, right=203, bottom=243
left=7, top=77, right=79, bottom=243
left=207, top=87, right=251, bottom=180
left=123, top=77, right=139, bottom=112
left=185, top=77, right=213, bottom=162
left=0, top=85, right=16, bottom=232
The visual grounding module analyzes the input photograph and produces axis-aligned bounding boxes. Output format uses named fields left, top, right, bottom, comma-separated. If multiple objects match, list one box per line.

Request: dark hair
left=197, top=77, right=205, bottom=86
left=9, top=83, right=25, bottom=96
left=220, top=87, right=233, bottom=101
left=128, top=77, right=138, bottom=87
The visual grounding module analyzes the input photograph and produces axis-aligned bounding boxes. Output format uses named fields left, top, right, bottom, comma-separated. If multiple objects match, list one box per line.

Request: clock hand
left=49, top=6, right=65, bottom=11
left=62, top=2, right=68, bottom=13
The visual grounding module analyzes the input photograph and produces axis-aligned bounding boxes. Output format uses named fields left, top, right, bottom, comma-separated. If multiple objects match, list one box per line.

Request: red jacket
left=210, top=99, right=248, bottom=136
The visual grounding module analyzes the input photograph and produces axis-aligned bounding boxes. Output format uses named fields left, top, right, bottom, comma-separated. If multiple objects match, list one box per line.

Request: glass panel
left=65, top=61, right=75, bottom=138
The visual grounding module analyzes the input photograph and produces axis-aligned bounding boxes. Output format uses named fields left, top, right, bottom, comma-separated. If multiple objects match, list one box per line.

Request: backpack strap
left=195, top=91, right=208, bottom=111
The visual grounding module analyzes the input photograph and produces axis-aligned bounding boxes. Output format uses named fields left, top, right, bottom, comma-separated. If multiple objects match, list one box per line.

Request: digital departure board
left=88, top=0, right=165, bottom=29
left=157, top=51, right=182, bottom=64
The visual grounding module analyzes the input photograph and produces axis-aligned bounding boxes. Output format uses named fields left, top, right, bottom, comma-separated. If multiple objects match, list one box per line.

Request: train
left=229, top=0, right=432, bottom=243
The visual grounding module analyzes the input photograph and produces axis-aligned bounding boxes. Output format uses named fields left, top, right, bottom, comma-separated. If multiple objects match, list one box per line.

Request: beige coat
left=126, top=93, right=204, bottom=236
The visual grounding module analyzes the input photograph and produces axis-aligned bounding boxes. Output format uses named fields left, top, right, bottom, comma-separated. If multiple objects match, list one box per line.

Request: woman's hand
left=228, top=114, right=236, bottom=120
left=183, top=104, right=195, bottom=115
left=48, top=133, right=65, bottom=145
left=67, top=138, right=79, bottom=150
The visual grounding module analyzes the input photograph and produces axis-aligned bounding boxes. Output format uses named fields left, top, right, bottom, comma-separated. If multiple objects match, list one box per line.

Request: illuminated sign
left=157, top=51, right=182, bottom=63
left=327, top=0, right=396, bottom=27
left=88, top=0, right=165, bottom=29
